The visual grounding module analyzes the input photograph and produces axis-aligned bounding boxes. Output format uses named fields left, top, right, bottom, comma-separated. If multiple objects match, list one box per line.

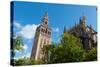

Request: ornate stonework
left=31, top=12, right=52, bottom=60
left=64, top=16, right=97, bottom=50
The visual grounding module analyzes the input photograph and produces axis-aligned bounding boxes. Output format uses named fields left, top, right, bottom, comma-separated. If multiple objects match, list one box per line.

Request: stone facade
left=64, top=16, right=97, bottom=50
left=31, top=12, right=52, bottom=60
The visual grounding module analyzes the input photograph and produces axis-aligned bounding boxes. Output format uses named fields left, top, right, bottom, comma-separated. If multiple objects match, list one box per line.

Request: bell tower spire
left=42, top=11, right=48, bottom=25
left=31, top=12, right=52, bottom=61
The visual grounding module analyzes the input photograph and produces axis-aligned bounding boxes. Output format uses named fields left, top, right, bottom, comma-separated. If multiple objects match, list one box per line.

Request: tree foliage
left=43, top=32, right=85, bottom=63
left=14, top=57, right=45, bottom=66
left=42, top=32, right=97, bottom=64
left=13, top=35, right=24, bottom=51
left=84, top=47, right=97, bottom=61
left=42, top=44, right=56, bottom=63
left=11, top=34, right=24, bottom=65
left=13, top=32, right=97, bottom=65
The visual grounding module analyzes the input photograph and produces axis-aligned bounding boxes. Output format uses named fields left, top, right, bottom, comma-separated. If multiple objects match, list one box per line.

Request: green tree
left=11, top=34, right=24, bottom=65
left=59, top=32, right=85, bottom=62
left=13, top=35, right=24, bottom=51
left=84, top=47, right=97, bottom=61
left=43, top=32, right=85, bottom=63
left=14, top=57, right=46, bottom=65
left=14, top=58, right=26, bottom=66
left=42, top=43, right=56, bottom=64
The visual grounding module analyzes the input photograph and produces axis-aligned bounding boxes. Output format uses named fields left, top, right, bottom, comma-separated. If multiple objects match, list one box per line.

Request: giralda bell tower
left=31, top=12, right=52, bottom=60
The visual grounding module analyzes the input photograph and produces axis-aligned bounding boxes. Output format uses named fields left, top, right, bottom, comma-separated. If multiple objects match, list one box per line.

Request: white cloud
left=14, top=50, right=20, bottom=53
left=13, top=21, right=39, bottom=39
left=14, top=22, right=22, bottom=29
left=23, top=44, right=28, bottom=50
left=52, top=27, right=60, bottom=33
left=14, top=49, right=23, bottom=54
left=14, top=56, right=24, bottom=60
left=18, top=24, right=39, bottom=39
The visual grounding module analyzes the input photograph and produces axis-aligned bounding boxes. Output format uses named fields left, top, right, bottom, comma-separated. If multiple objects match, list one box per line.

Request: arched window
left=48, top=31, right=51, bottom=35
left=45, top=21, right=48, bottom=25
left=45, top=29, right=48, bottom=34
left=41, top=28, right=45, bottom=33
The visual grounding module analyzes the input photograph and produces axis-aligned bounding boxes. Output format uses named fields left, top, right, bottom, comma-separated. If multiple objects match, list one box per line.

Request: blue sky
left=11, top=1, right=97, bottom=59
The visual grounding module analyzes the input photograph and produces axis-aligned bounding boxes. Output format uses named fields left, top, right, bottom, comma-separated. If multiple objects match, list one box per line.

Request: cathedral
left=64, top=16, right=97, bottom=50
left=31, top=12, right=97, bottom=61
left=31, top=12, right=52, bottom=61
